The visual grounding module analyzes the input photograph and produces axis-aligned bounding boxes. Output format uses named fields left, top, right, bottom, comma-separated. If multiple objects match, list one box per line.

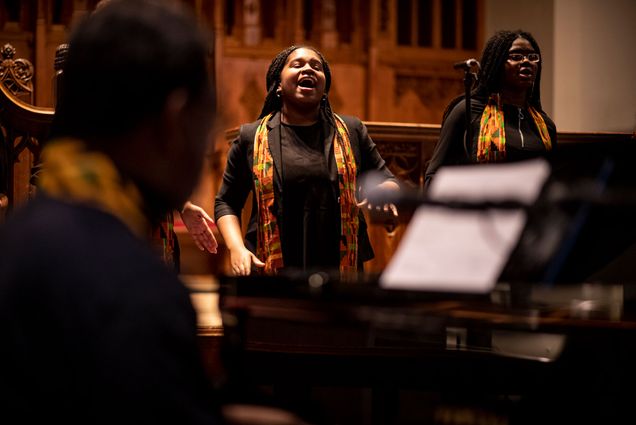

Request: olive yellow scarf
left=39, top=138, right=178, bottom=269
left=39, top=138, right=149, bottom=237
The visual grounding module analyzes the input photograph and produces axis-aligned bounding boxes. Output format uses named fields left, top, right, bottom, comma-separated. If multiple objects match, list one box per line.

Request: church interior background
left=1, top=0, right=635, bottom=275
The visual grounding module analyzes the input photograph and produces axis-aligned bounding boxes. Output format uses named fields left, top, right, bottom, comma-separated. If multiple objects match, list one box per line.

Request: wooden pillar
left=213, top=0, right=225, bottom=112
left=70, top=0, right=90, bottom=27
left=243, top=0, right=261, bottom=46
left=321, top=0, right=337, bottom=48
left=291, top=0, right=304, bottom=44
left=194, top=0, right=203, bottom=14
left=432, top=0, right=441, bottom=49
left=366, top=0, right=379, bottom=120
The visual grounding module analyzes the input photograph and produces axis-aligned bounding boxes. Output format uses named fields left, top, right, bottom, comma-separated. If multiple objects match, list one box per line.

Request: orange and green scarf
left=476, top=94, right=552, bottom=162
left=253, top=113, right=359, bottom=276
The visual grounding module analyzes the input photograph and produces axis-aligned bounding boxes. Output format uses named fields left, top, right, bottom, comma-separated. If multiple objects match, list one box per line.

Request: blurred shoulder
left=0, top=195, right=152, bottom=277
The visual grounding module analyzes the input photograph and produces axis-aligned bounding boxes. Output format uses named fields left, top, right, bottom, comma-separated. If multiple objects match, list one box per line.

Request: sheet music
left=380, top=159, right=551, bottom=293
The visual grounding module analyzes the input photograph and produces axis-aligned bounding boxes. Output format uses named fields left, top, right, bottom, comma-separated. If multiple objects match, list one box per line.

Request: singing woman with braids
left=215, top=46, right=399, bottom=276
left=425, top=30, right=557, bottom=185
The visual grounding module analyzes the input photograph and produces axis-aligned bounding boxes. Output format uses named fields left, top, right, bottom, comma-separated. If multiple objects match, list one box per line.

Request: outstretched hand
left=180, top=202, right=218, bottom=254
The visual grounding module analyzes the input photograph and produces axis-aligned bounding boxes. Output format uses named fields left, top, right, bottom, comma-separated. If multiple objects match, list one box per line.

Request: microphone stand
left=462, top=66, right=477, bottom=159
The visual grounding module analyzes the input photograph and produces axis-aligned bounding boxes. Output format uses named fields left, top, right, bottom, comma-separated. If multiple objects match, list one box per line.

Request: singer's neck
left=500, top=90, right=528, bottom=108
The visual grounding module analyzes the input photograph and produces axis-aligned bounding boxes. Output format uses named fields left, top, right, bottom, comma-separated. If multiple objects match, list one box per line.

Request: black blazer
left=215, top=111, right=396, bottom=264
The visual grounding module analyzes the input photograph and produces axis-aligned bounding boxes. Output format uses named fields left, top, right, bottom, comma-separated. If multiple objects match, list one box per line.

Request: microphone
left=453, top=58, right=480, bottom=71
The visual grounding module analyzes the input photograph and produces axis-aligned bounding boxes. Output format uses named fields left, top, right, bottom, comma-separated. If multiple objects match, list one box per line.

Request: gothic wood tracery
left=0, top=43, right=34, bottom=103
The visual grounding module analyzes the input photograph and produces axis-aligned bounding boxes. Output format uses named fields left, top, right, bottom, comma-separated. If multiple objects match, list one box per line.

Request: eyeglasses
left=507, top=52, right=540, bottom=63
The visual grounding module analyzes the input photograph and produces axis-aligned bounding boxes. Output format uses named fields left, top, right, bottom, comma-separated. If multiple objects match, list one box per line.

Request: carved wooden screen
left=0, top=43, right=34, bottom=104
left=0, top=44, right=54, bottom=214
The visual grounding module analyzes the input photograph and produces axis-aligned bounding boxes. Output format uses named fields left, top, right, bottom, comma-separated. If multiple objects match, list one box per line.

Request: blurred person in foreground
left=48, top=0, right=218, bottom=273
left=0, top=1, right=304, bottom=424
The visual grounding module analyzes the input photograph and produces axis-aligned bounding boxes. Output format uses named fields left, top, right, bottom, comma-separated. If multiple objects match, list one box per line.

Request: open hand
left=180, top=202, right=218, bottom=254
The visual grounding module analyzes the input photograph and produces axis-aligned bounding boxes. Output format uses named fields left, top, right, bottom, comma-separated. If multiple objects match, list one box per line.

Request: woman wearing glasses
left=425, top=30, right=557, bottom=185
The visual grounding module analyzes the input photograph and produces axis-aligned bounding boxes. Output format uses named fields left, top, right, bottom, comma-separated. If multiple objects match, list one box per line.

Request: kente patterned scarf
left=476, top=93, right=552, bottom=162
left=38, top=138, right=176, bottom=267
left=150, top=210, right=178, bottom=270
left=253, top=113, right=359, bottom=276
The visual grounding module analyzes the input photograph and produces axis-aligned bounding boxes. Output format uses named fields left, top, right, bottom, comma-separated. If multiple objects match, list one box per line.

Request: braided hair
left=442, top=30, right=544, bottom=124
left=258, top=45, right=336, bottom=127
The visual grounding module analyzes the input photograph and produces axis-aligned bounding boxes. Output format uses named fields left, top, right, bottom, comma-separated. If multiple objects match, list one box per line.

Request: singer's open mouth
left=519, top=68, right=533, bottom=77
left=298, top=78, right=316, bottom=88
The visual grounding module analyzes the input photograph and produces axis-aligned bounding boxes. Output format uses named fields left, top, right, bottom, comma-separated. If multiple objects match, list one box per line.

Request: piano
left=211, top=274, right=636, bottom=424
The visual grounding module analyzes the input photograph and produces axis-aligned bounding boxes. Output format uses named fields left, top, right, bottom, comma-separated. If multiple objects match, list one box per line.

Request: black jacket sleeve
left=214, top=127, right=254, bottom=223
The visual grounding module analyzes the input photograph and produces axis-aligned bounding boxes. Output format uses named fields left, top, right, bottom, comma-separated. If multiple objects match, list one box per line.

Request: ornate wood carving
left=0, top=74, right=54, bottom=210
left=0, top=43, right=59, bottom=212
left=243, top=0, right=261, bottom=46
left=376, top=140, right=421, bottom=186
left=0, top=43, right=34, bottom=104
left=365, top=121, right=439, bottom=188
left=379, top=0, right=390, bottom=33
left=320, top=0, right=337, bottom=48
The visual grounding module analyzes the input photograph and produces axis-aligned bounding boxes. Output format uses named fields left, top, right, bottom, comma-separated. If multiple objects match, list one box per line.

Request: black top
left=425, top=98, right=558, bottom=185
left=0, top=196, right=222, bottom=425
left=281, top=122, right=340, bottom=269
left=215, top=111, right=397, bottom=272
